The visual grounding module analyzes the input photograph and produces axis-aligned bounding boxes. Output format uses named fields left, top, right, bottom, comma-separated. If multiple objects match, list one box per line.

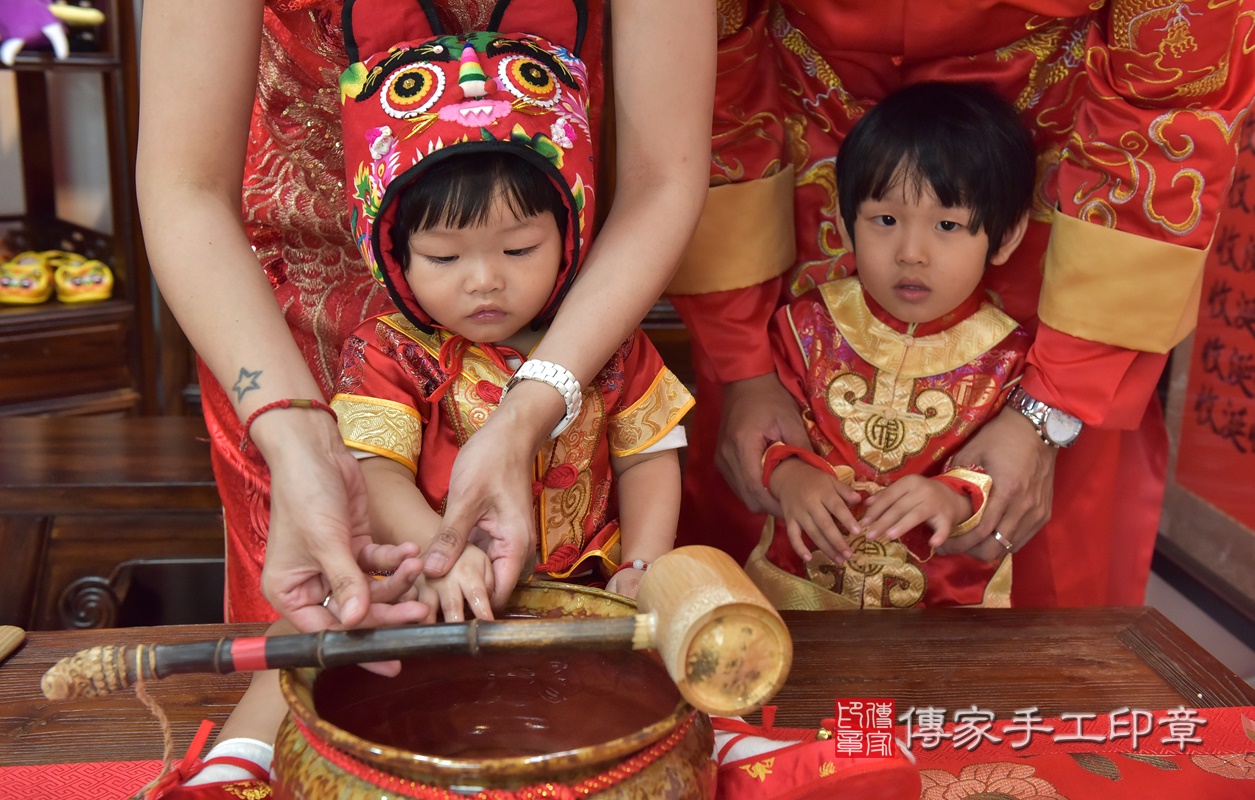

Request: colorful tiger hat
left=341, top=0, right=595, bottom=333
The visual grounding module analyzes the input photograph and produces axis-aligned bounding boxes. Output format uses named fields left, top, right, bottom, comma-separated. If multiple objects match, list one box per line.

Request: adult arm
left=426, top=0, right=717, bottom=604
left=666, top=4, right=810, bottom=512
left=135, top=0, right=387, bottom=631
left=952, top=4, right=1255, bottom=558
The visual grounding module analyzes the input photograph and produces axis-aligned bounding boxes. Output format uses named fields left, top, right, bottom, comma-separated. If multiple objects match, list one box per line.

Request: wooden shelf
left=4, top=52, right=120, bottom=72
left=0, top=296, right=131, bottom=328
left=0, top=0, right=176, bottom=416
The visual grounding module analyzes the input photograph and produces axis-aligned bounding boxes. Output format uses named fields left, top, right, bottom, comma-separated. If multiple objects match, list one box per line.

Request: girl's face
left=851, top=177, right=1021, bottom=324
left=404, top=192, right=562, bottom=351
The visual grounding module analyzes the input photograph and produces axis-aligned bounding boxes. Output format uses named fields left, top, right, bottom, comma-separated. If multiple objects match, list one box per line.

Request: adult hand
left=256, top=415, right=428, bottom=633
left=717, top=374, right=812, bottom=517
left=421, top=391, right=544, bottom=609
left=943, top=406, right=1058, bottom=560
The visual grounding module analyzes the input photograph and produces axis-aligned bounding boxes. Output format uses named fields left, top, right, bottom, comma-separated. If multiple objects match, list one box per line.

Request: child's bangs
left=411, top=153, right=564, bottom=231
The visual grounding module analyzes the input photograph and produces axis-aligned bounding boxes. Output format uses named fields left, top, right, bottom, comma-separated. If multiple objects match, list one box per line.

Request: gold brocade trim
left=983, top=555, right=1013, bottom=609
left=667, top=168, right=797, bottom=295
left=221, top=782, right=271, bottom=800
left=715, top=0, right=746, bottom=37
left=608, top=370, right=695, bottom=457
left=331, top=395, right=423, bottom=474
left=543, top=526, right=622, bottom=579
left=536, top=390, right=606, bottom=566
left=819, top=279, right=1021, bottom=378
left=744, top=519, right=859, bottom=611
left=745, top=517, right=1013, bottom=610
left=1040, top=214, right=1206, bottom=353
left=944, top=468, right=993, bottom=537
left=804, top=535, right=927, bottom=609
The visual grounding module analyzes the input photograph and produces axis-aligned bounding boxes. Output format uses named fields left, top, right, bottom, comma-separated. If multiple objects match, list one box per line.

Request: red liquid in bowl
left=313, top=649, right=682, bottom=758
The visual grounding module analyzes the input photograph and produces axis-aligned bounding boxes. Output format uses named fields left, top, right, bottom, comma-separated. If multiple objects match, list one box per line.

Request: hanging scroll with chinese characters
left=1162, top=115, right=1255, bottom=617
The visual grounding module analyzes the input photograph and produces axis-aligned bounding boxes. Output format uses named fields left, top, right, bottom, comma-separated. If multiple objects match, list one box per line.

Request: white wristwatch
left=502, top=359, right=582, bottom=439
left=1007, top=386, right=1082, bottom=448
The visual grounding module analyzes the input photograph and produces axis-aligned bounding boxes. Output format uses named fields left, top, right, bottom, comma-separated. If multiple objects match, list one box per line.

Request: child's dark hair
left=391, top=151, right=568, bottom=271
left=836, top=81, right=1036, bottom=259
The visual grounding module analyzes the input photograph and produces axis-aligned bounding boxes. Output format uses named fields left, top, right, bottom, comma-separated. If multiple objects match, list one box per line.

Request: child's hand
left=606, top=565, right=647, bottom=599
left=860, top=475, right=973, bottom=548
left=428, top=544, right=496, bottom=622
left=769, top=458, right=862, bottom=564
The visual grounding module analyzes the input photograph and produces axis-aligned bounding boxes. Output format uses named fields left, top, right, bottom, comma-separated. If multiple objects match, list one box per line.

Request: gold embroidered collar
left=816, top=278, right=1019, bottom=379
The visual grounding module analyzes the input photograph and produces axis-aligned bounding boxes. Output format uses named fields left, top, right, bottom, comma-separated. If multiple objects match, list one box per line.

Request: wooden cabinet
left=0, top=416, right=225, bottom=630
left=0, top=0, right=193, bottom=416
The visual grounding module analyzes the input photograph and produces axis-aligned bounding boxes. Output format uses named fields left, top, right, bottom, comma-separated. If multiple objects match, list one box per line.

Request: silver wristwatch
left=1007, top=386, right=1082, bottom=448
left=502, top=359, right=583, bottom=439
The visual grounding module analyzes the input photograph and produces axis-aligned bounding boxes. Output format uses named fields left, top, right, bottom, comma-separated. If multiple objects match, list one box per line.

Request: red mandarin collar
left=860, top=282, right=990, bottom=337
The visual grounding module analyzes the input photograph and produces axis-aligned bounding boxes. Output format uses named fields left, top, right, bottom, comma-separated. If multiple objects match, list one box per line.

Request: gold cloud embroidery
left=740, top=757, right=776, bottom=782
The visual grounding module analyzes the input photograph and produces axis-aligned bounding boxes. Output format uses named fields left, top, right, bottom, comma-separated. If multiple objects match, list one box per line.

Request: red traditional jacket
left=745, top=279, right=1031, bottom=608
left=669, top=0, right=1255, bottom=428
left=332, top=317, right=694, bottom=578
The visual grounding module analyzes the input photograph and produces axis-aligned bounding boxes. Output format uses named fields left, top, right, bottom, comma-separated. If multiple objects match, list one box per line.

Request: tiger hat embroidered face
left=340, top=0, right=595, bottom=334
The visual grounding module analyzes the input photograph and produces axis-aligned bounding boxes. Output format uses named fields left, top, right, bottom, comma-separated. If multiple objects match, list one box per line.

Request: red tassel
left=761, top=705, right=777, bottom=731
left=535, top=542, right=581, bottom=575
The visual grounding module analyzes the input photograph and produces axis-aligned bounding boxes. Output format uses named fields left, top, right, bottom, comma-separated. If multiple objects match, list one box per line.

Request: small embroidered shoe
left=50, top=250, right=113, bottom=303
left=0, top=251, right=54, bottom=304
left=132, top=721, right=272, bottom=800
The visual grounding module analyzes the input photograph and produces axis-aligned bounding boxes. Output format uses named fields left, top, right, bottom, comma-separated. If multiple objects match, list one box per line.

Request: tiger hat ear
left=488, top=0, right=589, bottom=57
left=343, top=0, right=445, bottom=64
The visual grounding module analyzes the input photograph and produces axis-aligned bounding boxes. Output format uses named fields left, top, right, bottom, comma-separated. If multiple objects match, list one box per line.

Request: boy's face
left=404, top=192, right=562, bottom=350
left=850, top=178, right=1015, bottom=324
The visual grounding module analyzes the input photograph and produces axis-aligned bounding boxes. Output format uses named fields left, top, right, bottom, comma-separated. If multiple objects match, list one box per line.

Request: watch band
left=1006, top=386, right=1081, bottom=448
left=502, top=359, right=582, bottom=439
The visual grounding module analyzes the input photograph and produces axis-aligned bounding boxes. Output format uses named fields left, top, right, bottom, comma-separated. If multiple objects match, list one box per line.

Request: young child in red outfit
left=144, top=1, right=691, bottom=796
left=745, top=81, right=1036, bottom=611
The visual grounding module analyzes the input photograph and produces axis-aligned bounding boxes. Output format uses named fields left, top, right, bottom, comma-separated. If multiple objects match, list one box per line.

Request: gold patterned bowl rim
left=278, top=581, right=694, bottom=783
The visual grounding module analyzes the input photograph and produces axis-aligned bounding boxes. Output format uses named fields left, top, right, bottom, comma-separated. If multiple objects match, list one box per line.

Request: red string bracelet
left=614, top=559, right=651, bottom=575
left=239, top=398, right=338, bottom=452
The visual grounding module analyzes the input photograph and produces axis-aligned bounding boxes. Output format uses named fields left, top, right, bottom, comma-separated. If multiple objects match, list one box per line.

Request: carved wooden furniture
left=0, top=416, right=223, bottom=630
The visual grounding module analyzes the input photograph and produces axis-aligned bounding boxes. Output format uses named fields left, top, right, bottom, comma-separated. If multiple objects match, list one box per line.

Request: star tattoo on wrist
left=232, top=367, right=262, bottom=402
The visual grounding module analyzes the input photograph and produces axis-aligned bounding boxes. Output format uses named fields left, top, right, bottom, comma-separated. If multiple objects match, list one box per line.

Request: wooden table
left=2, top=607, right=1253, bottom=767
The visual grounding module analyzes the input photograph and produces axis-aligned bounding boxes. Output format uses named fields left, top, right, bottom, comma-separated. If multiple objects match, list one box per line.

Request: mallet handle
left=41, top=615, right=652, bottom=700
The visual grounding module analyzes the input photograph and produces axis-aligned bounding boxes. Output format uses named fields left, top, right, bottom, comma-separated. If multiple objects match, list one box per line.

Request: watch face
left=1044, top=411, right=1083, bottom=444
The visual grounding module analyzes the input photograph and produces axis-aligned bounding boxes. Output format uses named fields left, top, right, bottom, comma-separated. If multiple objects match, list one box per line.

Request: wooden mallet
left=41, top=546, right=792, bottom=716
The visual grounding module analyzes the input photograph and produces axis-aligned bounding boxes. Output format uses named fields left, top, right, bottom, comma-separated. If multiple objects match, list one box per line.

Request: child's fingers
left=467, top=557, right=495, bottom=621
left=827, top=478, right=863, bottom=509
left=463, top=584, right=494, bottom=620
left=821, top=491, right=862, bottom=537
left=861, top=483, right=915, bottom=537
left=927, top=520, right=954, bottom=550
left=438, top=585, right=466, bottom=623
left=785, top=518, right=812, bottom=562
left=803, top=508, right=853, bottom=562
left=865, top=497, right=930, bottom=541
